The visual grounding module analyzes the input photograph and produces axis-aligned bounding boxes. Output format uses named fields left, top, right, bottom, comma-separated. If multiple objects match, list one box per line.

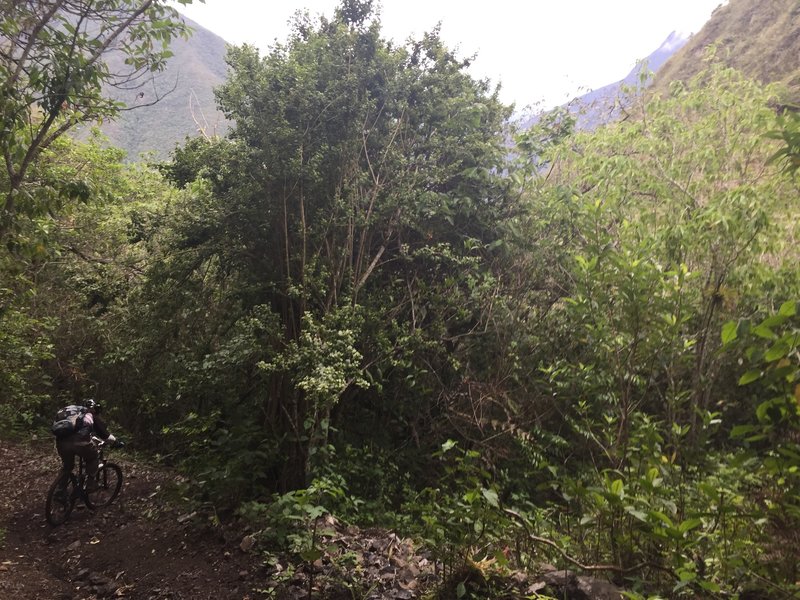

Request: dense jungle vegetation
left=2, top=1, right=800, bottom=597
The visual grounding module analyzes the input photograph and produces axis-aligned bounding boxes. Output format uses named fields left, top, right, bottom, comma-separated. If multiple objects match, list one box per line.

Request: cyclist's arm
left=93, top=414, right=112, bottom=440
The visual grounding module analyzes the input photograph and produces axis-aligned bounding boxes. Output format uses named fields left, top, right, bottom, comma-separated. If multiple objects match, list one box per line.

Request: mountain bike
left=45, top=437, right=124, bottom=526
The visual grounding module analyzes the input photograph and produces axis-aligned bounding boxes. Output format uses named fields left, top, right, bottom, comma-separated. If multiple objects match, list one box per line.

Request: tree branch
left=502, top=508, right=647, bottom=574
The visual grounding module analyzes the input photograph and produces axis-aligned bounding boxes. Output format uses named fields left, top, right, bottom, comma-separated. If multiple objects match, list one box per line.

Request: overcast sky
left=170, top=0, right=726, bottom=111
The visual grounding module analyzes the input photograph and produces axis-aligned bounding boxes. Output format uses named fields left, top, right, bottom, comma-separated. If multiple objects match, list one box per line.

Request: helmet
left=85, top=399, right=102, bottom=413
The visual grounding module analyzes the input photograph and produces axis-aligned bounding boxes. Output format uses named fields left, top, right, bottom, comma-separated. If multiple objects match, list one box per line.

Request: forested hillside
left=74, top=14, right=230, bottom=160
left=2, top=1, right=800, bottom=599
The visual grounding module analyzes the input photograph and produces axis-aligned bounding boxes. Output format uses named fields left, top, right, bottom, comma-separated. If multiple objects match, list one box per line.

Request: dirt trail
left=0, top=438, right=259, bottom=600
left=0, top=438, right=567, bottom=600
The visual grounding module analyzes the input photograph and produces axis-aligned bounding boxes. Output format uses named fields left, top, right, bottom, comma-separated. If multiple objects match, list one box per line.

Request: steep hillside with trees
left=2, top=1, right=800, bottom=598
left=75, top=15, right=231, bottom=161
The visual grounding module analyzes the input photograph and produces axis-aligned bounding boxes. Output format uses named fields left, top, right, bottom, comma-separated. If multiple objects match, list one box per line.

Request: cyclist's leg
left=55, top=437, right=76, bottom=490
left=73, top=437, right=100, bottom=489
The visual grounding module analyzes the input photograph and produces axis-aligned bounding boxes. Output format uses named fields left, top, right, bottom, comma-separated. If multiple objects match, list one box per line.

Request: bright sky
left=171, top=0, right=726, bottom=111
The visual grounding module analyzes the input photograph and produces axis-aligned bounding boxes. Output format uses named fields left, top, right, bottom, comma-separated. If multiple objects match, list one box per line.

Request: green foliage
left=0, top=0, right=196, bottom=241
left=122, top=0, right=515, bottom=494
left=2, top=3, right=799, bottom=597
left=768, top=109, right=800, bottom=175
left=238, top=475, right=350, bottom=558
left=0, top=278, right=55, bottom=429
left=529, top=67, right=791, bottom=484
left=0, top=129, right=181, bottom=432
left=124, top=55, right=799, bottom=598
left=720, top=304, right=800, bottom=586
left=497, top=64, right=800, bottom=596
left=0, top=137, right=127, bottom=428
left=312, top=443, right=409, bottom=525
left=399, top=441, right=510, bottom=577
left=167, top=413, right=282, bottom=508
left=537, top=414, right=770, bottom=594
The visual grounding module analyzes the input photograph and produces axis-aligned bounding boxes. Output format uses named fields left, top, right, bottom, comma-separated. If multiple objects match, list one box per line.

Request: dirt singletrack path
left=0, top=437, right=260, bottom=599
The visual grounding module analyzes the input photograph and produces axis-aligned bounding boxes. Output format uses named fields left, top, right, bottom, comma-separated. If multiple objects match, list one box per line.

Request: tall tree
left=129, top=0, right=515, bottom=494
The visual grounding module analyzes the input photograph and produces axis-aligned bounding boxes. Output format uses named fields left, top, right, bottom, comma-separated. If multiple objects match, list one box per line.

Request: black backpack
left=51, top=405, right=87, bottom=438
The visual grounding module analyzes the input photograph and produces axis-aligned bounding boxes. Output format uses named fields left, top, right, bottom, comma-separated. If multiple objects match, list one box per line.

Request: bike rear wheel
left=45, top=474, right=77, bottom=526
left=84, top=462, right=123, bottom=509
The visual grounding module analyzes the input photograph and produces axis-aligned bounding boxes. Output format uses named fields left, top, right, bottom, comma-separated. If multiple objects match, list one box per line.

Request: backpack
left=51, top=405, right=87, bottom=438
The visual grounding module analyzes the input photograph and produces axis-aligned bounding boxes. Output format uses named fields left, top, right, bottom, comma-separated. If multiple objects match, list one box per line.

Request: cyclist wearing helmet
left=55, top=399, right=116, bottom=489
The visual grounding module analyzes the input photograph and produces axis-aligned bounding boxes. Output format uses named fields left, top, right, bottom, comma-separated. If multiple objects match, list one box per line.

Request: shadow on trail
left=0, top=439, right=259, bottom=600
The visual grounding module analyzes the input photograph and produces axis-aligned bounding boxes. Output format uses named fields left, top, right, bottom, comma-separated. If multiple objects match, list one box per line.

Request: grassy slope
left=653, top=0, right=800, bottom=97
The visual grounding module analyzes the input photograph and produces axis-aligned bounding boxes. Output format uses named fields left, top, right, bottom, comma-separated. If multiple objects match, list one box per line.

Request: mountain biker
left=55, top=399, right=116, bottom=490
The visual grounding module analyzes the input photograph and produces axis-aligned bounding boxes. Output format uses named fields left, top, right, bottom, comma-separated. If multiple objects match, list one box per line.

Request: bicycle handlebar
left=91, top=436, right=125, bottom=448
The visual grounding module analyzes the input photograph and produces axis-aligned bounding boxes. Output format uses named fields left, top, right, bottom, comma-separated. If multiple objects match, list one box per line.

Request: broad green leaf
left=764, top=342, right=790, bottom=362
left=646, top=467, right=661, bottom=484
left=299, top=547, right=323, bottom=562
left=678, top=518, right=703, bottom=534
left=762, top=314, right=788, bottom=329
left=481, top=488, right=500, bottom=508
left=700, top=581, right=721, bottom=593
left=778, top=446, right=800, bottom=461
left=721, top=320, right=738, bottom=345
left=752, top=324, right=778, bottom=340
left=730, top=424, right=757, bottom=438
left=649, top=511, right=674, bottom=527
left=756, top=400, right=778, bottom=423
left=779, top=300, right=797, bottom=317
left=738, top=370, right=762, bottom=385
left=624, top=506, right=648, bottom=522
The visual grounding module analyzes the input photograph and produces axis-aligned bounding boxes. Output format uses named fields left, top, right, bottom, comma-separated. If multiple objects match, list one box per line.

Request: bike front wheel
left=45, top=474, right=77, bottom=526
left=84, top=462, right=123, bottom=509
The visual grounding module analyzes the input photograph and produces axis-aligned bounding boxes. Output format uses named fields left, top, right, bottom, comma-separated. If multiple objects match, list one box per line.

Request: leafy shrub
left=399, top=441, right=511, bottom=577
left=238, top=474, right=351, bottom=559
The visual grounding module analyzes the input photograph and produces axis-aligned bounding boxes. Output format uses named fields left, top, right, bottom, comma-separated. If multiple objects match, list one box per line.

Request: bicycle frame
left=75, top=437, right=107, bottom=488
left=46, top=436, right=122, bottom=526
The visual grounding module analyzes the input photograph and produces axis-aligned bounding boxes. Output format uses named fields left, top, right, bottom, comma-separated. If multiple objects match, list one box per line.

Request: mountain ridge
left=84, top=0, right=800, bottom=159
left=568, top=30, right=692, bottom=130
left=653, top=0, right=800, bottom=97
left=518, top=30, right=691, bottom=132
